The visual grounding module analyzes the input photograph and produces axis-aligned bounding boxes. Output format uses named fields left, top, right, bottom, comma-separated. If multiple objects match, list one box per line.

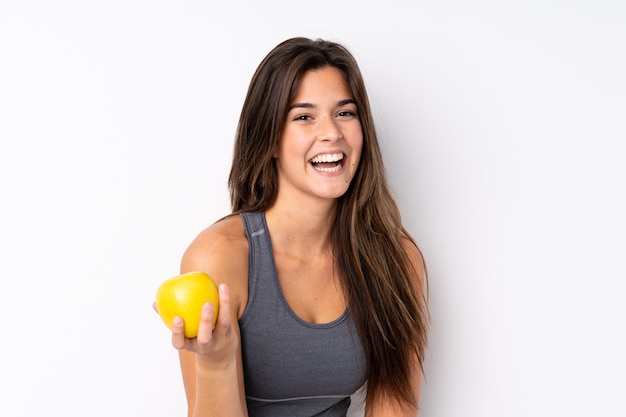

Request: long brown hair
left=228, top=37, right=429, bottom=409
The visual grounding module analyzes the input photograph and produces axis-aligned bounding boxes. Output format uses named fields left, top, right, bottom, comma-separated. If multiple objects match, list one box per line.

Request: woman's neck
left=264, top=200, right=336, bottom=256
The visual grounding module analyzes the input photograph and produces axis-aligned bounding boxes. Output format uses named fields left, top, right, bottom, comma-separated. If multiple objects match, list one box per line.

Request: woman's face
left=274, top=66, right=363, bottom=205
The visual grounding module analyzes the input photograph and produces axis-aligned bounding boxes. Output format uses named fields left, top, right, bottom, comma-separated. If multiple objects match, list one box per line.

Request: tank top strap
left=240, top=211, right=278, bottom=316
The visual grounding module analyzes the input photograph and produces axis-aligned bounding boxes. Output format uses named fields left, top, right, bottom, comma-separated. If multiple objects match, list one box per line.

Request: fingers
left=171, top=316, right=186, bottom=349
left=196, top=284, right=230, bottom=343
left=152, top=301, right=158, bottom=313
left=195, top=302, right=216, bottom=345
left=170, top=284, right=234, bottom=353
left=215, top=284, right=231, bottom=332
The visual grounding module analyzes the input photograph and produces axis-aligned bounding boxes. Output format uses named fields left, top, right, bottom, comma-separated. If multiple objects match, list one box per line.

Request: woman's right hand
left=171, top=284, right=239, bottom=369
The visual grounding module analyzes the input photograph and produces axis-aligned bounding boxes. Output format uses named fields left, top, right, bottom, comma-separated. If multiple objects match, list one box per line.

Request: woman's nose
left=317, top=116, right=342, bottom=142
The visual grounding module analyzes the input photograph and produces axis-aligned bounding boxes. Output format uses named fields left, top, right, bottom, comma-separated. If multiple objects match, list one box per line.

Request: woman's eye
left=294, top=114, right=312, bottom=121
left=338, top=110, right=356, bottom=118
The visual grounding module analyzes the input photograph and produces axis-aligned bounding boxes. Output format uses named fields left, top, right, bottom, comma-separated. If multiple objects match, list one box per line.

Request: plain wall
left=1, top=1, right=624, bottom=416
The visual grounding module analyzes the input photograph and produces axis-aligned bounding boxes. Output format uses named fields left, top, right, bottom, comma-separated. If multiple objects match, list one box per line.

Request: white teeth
left=315, top=164, right=342, bottom=173
left=310, top=152, right=344, bottom=164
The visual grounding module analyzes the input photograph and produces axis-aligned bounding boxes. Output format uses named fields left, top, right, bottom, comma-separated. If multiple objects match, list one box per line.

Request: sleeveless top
left=239, top=212, right=367, bottom=417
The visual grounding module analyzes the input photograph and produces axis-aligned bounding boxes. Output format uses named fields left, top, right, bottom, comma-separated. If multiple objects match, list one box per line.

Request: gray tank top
left=239, top=212, right=367, bottom=417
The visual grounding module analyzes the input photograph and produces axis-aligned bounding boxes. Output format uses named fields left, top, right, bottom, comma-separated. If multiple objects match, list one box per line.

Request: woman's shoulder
left=183, top=214, right=247, bottom=258
left=181, top=214, right=249, bottom=316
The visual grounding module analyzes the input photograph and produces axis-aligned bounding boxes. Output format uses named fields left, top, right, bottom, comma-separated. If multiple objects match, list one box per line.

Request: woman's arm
left=176, top=285, right=247, bottom=417
left=174, top=218, right=250, bottom=417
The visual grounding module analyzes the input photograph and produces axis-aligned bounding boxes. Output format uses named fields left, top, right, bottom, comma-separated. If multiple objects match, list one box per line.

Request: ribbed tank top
left=239, top=212, right=367, bottom=417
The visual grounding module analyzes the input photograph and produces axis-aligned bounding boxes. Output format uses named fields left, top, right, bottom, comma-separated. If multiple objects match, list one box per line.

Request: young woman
left=163, top=37, right=429, bottom=417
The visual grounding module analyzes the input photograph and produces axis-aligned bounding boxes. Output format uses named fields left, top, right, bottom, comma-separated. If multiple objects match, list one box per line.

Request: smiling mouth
left=310, top=152, right=345, bottom=173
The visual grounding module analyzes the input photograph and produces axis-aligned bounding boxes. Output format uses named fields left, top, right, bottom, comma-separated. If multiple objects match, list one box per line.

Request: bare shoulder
left=181, top=214, right=248, bottom=268
left=181, top=214, right=249, bottom=317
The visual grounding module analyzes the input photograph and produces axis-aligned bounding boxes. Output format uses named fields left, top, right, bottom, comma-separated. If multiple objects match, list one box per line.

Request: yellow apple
left=155, top=271, right=219, bottom=338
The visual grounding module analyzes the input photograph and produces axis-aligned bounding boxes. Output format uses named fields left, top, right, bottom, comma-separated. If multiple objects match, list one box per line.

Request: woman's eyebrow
left=337, top=99, right=356, bottom=106
left=288, top=102, right=315, bottom=111
left=288, top=99, right=356, bottom=111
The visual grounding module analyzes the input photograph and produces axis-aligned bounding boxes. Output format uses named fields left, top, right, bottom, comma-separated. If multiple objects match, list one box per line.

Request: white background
left=1, top=1, right=624, bottom=416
